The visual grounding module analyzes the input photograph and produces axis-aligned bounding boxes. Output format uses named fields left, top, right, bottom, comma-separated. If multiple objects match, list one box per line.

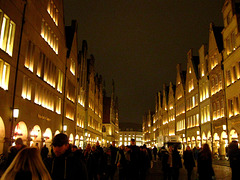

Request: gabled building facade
left=175, top=64, right=186, bottom=147
left=222, top=0, right=240, bottom=152
left=208, top=22, right=226, bottom=156
left=198, top=44, right=212, bottom=149
left=185, top=49, right=200, bottom=148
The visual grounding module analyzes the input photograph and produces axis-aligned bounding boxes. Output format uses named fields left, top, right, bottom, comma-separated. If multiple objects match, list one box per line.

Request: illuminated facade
left=175, top=64, right=186, bottom=146
left=168, top=82, right=176, bottom=137
left=208, top=22, right=227, bottom=157
left=222, top=0, right=240, bottom=151
left=198, top=44, right=211, bottom=150
left=143, top=110, right=154, bottom=147
left=0, top=0, right=118, bottom=154
left=119, top=123, right=142, bottom=147
left=161, top=84, right=169, bottom=139
left=0, top=0, right=68, bottom=153
left=185, top=49, right=200, bottom=148
left=102, top=80, right=119, bottom=147
left=85, top=55, right=103, bottom=147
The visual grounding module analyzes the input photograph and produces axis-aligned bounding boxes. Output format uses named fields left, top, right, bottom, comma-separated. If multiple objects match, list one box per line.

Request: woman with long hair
left=197, top=143, right=214, bottom=180
left=1, top=147, right=51, bottom=180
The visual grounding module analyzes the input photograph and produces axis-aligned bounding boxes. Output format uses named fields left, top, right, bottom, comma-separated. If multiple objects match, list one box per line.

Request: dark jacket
left=183, top=150, right=195, bottom=170
left=44, top=148, right=88, bottom=180
left=228, top=147, right=240, bottom=169
left=161, top=148, right=169, bottom=171
left=197, top=151, right=214, bottom=180
left=172, top=149, right=182, bottom=169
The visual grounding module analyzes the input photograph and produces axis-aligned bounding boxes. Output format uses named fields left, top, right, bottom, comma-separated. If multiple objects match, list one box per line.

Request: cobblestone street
left=146, top=160, right=231, bottom=180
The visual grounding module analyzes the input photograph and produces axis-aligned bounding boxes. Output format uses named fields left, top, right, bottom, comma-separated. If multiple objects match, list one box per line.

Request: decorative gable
left=186, top=49, right=199, bottom=93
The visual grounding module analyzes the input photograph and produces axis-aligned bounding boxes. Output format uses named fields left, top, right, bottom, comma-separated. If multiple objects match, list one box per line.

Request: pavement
left=146, top=159, right=231, bottom=180
left=114, top=159, right=232, bottom=180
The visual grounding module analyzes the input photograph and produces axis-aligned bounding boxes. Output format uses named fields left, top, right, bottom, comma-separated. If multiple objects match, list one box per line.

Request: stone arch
left=14, top=121, right=28, bottom=144
left=213, top=133, right=220, bottom=154
left=55, top=130, right=60, bottom=136
left=30, top=125, right=42, bottom=148
left=229, top=129, right=238, bottom=142
left=43, top=128, right=52, bottom=149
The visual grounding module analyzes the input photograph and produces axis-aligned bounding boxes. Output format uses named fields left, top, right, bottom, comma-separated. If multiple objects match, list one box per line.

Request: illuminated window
left=0, top=59, right=10, bottom=90
left=0, top=10, right=16, bottom=56
left=228, top=99, right=234, bottom=118
left=232, top=31, right=236, bottom=50
left=226, top=70, right=231, bottom=86
left=21, top=76, right=32, bottom=100
left=226, top=37, right=231, bottom=55
left=47, top=0, right=59, bottom=26
left=37, top=52, right=56, bottom=87
left=70, top=59, right=75, bottom=75
left=57, top=70, right=63, bottom=93
left=66, top=103, right=74, bottom=120
left=34, top=84, right=54, bottom=111
left=56, top=97, right=61, bottom=114
left=24, top=41, right=35, bottom=72
left=233, top=66, right=237, bottom=82
left=41, top=19, right=58, bottom=54
left=67, top=79, right=75, bottom=102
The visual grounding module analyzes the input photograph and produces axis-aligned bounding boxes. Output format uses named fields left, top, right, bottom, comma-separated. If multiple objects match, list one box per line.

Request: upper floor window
left=226, top=31, right=236, bottom=55
left=21, top=76, right=32, bottom=100
left=37, top=52, right=57, bottom=88
left=47, top=0, right=59, bottom=26
left=0, top=10, right=16, bottom=56
left=70, top=58, right=75, bottom=76
left=0, top=58, right=10, bottom=90
left=41, top=19, right=58, bottom=54
left=24, top=41, right=35, bottom=72
left=226, top=70, right=231, bottom=86
left=57, top=69, right=63, bottom=93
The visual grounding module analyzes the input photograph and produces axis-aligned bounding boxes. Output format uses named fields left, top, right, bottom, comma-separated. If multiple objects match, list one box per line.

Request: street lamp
left=13, top=108, right=19, bottom=119
left=63, top=125, right=67, bottom=132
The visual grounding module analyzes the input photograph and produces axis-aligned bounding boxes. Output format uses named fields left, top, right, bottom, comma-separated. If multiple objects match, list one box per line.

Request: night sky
left=64, top=0, right=225, bottom=125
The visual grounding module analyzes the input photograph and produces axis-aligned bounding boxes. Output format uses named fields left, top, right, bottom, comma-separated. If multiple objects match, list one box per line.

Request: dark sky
left=63, top=0, right=225, bottom=125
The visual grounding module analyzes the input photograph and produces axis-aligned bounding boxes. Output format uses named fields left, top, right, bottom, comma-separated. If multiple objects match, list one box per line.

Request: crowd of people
left=0, top=134, right=153, bottom=180
left=0, top=134, right=240, bottom=180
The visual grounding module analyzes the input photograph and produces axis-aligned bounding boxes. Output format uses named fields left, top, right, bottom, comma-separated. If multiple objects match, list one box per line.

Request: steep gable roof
left=65, top=20, right=78, bottom=58
left=212, top=25, right=224, bottom=52
left=192, top=56, right=200, bottom=79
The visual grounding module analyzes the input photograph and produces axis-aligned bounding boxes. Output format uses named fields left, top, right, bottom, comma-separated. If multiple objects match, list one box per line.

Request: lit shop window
left=21, top=76, right=32, bottom=100
left=0, top=59, right=10, bottom=90
left=70, top=58, right=75, bottom=75
left=0, top=10, right=15, bottom=56
left=41, top=19, right=58, bottom=54
left=47, top=0, right=58, bottom=26
left=24, top=41, right=35, bottom=72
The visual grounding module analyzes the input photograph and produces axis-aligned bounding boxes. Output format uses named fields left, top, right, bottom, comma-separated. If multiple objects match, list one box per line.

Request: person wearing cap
left=44, top=133, right=88, bottom=180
